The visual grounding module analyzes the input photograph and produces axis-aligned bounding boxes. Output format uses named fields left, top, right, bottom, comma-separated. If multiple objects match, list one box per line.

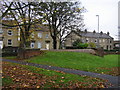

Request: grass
left=9, top=62, right=93, bottom=83
left=2, top=62, right=108, bottom=88
left=2, top=76, right=14, bottom=86
left=2, top=56, right=16, bottom=60
left=23, top=65, right=87, bottom=85
left=26, top=51, right=119, bottom=74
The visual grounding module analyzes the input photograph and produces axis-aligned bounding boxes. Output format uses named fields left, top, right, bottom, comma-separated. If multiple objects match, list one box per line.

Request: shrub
left=2, top=52, right=17, bottom=57
left=88, top=42, right=96, bottom=48
left=72, top=39, right=82, bottom=46
left=77, top=43, right=88, bottom=49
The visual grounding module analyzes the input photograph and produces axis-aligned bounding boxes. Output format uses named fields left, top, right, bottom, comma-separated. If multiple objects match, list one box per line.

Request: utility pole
left=96, top=15, right=99, bottom=48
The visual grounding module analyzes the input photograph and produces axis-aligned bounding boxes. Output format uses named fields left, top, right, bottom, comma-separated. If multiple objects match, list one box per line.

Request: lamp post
left=96, top=15, right=99, bottom=48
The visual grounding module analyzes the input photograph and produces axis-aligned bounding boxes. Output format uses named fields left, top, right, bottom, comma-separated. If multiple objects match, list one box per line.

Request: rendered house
left=64, top=30, right=114, bottom=50
left=1, top=20, right=59, bottom=50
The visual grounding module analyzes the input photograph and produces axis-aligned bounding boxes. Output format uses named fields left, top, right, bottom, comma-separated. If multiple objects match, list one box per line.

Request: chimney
left=85, top=29, right=87, bottom=33
left=93, top=30, right=96, bottom=33
left=107, top=32, right=109, bottom=35
left=100, top=31, right=103, bottom=35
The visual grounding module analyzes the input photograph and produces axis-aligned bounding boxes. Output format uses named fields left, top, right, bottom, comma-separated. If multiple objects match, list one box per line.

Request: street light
left=96, top=15, right=99, bottom=48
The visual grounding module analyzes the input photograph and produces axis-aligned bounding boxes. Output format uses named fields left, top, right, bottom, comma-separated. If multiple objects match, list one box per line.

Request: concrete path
left=2, top=59, right=119, bottom=88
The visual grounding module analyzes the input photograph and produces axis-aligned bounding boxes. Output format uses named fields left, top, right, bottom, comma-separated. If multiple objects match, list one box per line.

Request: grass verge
left=2, top=61, right=111, bottom=88
left=26, top=51, right=119, bottom=75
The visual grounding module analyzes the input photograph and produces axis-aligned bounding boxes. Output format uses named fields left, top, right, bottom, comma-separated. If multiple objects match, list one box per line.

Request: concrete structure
left=64, top=30, right=114, bottom=50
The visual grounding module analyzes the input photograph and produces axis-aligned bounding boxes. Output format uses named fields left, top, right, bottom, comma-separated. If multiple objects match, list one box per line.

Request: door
left=46, top=43, right=49, bottom=50
left=38, top=42, right=41, bottom=48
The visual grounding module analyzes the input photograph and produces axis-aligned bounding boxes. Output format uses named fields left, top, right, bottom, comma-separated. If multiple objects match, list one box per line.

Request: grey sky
left=80, top=0, right=119, bottom=40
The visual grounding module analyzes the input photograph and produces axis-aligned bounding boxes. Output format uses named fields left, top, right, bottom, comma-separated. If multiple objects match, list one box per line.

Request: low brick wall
left=17, top=49, right=44, bottom=59
left=50, top=49, right=96, bottom=54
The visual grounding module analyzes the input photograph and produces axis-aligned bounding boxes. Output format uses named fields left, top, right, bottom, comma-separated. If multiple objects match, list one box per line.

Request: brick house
left=64, top=30, right=114, bottom=50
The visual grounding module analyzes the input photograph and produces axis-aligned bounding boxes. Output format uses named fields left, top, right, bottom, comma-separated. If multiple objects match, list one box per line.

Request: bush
left=66, top=46, right=78, bottom=49
left=77, top=43, right=88, bottom=49
left=104, top=49, right=119, bottom=52
left=72, top=39, right=82, bottom=46
left=88, top=42, right=96, bottom=48
left=2, top=52, right=17, bottom=57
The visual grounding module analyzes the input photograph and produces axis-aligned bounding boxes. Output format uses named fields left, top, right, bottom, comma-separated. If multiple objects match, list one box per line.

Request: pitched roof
left=79, top=32, right=113, bottom=39
left=32, top=24, right=49, bottom=32
left=2, top=20, right=18, bottom=26
left=2, top=20, right=50, bottom=32
left=66, top=30, right=113, bottom=39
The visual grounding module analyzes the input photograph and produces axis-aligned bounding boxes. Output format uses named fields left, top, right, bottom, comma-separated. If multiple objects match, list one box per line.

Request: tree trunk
left=53, top=37, right=57, bottom=49
left=59, top=40, right=62, bottom=49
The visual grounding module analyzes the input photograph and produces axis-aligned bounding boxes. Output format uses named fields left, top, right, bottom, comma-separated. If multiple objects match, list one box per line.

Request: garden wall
left=51, top=49, right=105, bottom=57
left=17, top=49, right=44, bottom=59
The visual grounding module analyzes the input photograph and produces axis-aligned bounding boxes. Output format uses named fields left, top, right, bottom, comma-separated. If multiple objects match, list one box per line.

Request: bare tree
left=34, top=2, right=85, bottom=49
left=1, top=1, right=40, bottom=48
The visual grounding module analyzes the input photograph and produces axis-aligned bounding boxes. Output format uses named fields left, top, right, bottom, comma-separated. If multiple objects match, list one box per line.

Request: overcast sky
left=79, top=0, right=119, bottom=40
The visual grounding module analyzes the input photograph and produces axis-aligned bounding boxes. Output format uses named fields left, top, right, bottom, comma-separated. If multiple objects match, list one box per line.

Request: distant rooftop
left=79, top=32, right=113, bottom=39
left=70, top=30, right=113, bottom=39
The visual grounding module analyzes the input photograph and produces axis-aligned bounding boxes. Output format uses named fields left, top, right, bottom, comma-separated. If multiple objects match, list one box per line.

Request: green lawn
left=3, top=56, right=16, bottom=60
left=2, top=76, right=14, bottom=86
left=3, top=62, right=107, bottom=88
left=23, top=64, right=106, bottom=88
left=26, top=51, right=119, bottom=74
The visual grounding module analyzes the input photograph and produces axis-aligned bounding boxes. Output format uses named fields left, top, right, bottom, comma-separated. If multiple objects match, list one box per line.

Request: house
left=64, top=30, right=114, bottom=50
left=113, top=40, right=120, bottom=50
left=2, top=20, right=19, bottom=49
left=1, top=20, right=59, bottom=50
left=29, top=24, right=53, bottom=50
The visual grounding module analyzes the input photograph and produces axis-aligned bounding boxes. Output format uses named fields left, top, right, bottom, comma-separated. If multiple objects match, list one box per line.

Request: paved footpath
left=3, top=59, right=119, bottom=89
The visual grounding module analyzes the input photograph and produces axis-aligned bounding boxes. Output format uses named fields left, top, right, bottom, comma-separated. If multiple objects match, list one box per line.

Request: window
left=31, top=42, right=35, bottom=48
left=115, top=44, right=119, bottom=47
left=0, top=29, right=3, bottom=34
left=38, top=33, right=42, bottom=38
left=82, top=39, right=84, bottom=43
left=31, top=33, right=34, bottom=38
left=18, top=37, right=20, bottom=41
left=38, top=42, right=41, bottom=48
left=86, top=38, right=89, bottom=42
left=0, top=41, right=3, bottom=49
left=8, top=39, right=12, bottom=45
left=110, top=45, right=112, bottom=50
left=103, top=39, right=105, bottom=42
left=8, top=30, right=12, bottom=35
left=46, top=34, right=49, bottom=38
left=110, top=40, right=112, bottom=43
left=95, top=39, right=97, bottom=43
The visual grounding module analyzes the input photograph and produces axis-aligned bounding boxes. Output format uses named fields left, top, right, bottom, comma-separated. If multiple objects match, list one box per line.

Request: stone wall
left=17, top=49, right=44, bottom=59
left=104, top=51, right=120, bottom=55
left=50, top=49, right=105, bottom=57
